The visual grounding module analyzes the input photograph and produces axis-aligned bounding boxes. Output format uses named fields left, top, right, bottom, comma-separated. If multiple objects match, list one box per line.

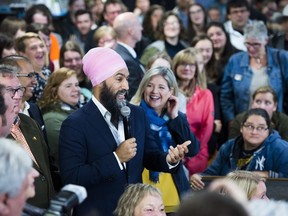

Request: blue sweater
left=204, top=130, right=288, bottom=178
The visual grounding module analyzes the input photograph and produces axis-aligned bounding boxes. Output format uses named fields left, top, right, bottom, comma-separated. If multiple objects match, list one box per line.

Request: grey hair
left=0, top=58, right=21, bottom=76
left=247, top=199, right=288, bottom=216
left=130, top=66, right=179, bottom=105
left=0, top=138, right=32, bottom=197
left=244, top=21, right=268, bottom=42
left=114, top=183, right=163, bottom=216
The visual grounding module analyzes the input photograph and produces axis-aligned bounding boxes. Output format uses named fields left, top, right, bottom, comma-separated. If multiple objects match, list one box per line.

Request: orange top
left=50, top=33, right=60, bottom=61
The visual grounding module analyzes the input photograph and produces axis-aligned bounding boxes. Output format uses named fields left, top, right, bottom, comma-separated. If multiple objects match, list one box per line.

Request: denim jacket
left=220, top=47, right=288, bottom=123
left=204, top=130, right=288, bottom=178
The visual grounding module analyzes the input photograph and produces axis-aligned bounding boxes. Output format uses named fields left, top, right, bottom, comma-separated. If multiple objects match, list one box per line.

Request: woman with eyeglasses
left=221, top=20, right=288, bottom=126
left=172, top=47, right=214, bottom=175
left=190, top=108, right=288, bottom=191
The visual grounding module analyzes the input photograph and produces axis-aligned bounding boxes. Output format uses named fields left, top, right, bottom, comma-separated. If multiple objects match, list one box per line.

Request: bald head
left=113, top=12, right=142, bottom=46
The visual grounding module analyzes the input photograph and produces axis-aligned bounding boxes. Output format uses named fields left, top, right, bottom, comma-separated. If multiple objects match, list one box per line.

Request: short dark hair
left=242, top=108, right=271, bottom=132
left=75, top=9, right=93, bottom=20
left=226, top=0, right=249, bottom=15
left=0, top=84, right=7, bottom=116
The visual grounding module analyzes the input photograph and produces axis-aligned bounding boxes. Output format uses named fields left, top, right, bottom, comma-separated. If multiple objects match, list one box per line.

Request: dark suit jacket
left=28, top=102, right=48, bottom=144
left=8, top=113, right=55, bottom=208
left=115, top=43, right=144, bottom=100
left=59, top=100, right=175, bottom=216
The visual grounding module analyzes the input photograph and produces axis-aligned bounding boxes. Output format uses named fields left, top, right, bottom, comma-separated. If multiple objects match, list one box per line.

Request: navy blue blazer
left=59, top=100, right=174, bottom=216
left=114, top=43, right=144, bottom=100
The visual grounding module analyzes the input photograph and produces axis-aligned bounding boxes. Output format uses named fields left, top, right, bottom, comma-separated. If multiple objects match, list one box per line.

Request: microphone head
left=61, top=184, right=87, bottom=204
left=120, top=105, right=131, bottom=117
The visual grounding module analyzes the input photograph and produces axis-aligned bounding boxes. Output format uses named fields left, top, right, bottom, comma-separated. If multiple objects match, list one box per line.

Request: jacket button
left=41, top=176, right=46, bottom=181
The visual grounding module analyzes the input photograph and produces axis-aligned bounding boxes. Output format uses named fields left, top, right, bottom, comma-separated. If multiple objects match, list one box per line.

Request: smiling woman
left=131, top=66, right=199, bottom=214
left=38, top=67, right=80, bottom=174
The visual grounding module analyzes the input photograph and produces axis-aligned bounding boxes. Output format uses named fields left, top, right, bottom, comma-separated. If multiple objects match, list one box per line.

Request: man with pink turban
left=59, top=47, right=191, bottom=216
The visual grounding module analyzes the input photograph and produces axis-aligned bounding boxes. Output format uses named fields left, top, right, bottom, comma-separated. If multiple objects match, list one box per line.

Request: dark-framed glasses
left=17, top=72, right=37, bottom=79
left=243, top=124, right=268, bottom=133
left=5, top=87, right=26, bottom=98
left=244, top=42, right=262, bottom=49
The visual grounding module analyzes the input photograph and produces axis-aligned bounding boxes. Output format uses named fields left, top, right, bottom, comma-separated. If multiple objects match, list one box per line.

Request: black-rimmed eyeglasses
left=16, top=72, right=37, bottom=79
left=5, top=87, right=26, bottom=98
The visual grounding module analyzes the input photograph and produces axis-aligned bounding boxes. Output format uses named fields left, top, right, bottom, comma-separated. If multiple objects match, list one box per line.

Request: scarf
left=141, top=100, right=173, bottom=182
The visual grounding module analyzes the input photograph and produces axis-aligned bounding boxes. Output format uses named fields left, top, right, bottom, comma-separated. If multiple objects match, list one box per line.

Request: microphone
left=120, top=102, right=131, bottom=139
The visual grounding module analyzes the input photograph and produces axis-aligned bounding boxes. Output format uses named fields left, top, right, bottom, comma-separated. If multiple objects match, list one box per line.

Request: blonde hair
left=226, top=170, right=265, bottom=200
left=172, top=47, right=207, bottom=98
left=15, top=32, right=49, bottom=67
left=114, top=183, right=163, bottom=216
left=131, top=66, right=178, bottom=105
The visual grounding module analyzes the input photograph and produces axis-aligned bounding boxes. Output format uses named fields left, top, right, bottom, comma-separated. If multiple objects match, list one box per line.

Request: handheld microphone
left=120, top=103, right=131, bottom=139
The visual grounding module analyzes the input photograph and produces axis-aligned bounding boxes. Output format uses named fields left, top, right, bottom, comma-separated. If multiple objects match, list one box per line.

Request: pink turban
left=82, top=47, right=127, bottom=86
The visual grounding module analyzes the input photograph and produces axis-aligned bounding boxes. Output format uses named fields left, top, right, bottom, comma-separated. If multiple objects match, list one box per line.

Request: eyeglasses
left=16, top=72, right=37, bottom=79
left=179, top=63, right=196, bottom=68
left=243, top=124, right=268, bottom=133
left=244, top=42, right=262, bottom=49
left=5, top=87, right=26, bottom=98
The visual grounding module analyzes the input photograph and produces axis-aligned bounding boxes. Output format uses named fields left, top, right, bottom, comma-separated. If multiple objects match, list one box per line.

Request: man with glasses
left=5, top=55, right=47, bottom=143
left=224, top=0, right=251, bottom=51
left=0, top=58, right=56, bottom=209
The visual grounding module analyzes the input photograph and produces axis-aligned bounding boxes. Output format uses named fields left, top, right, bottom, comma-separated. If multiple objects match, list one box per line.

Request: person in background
left=24, top=4, right=62, bottom=69
left=0, top=33, right=16, bottom=58
left=0, top=138, right=37, bottom=216
left=101, top=0, right=126, bottom=27
left=15, top=32, right=51, bottom=103
left=59, top=47, right=190, bottom=216
left=187, top=3, right=208, bottom=43
left=5, top=55, right=48, bottom=144
left=85, top=0, right=104, bottom=28
left=221, top=20, right=288, bottom=125
left=141, top=11, right=188, bottom=66
left=54, top=0, right=86, bottom=42
left=114, top=183, right=166, bottom=216
left=38, top=67, right=80, bottom=171
left=134, top=0, right=150, bottom=24
left=142, top=4, right=164, bottom=45
left=74, top=9, right=96, bottom=53
left=59, top=40, right=91, bottom=105
left=0, top=58, right=56, bottom=207
left=0, top=16, right=26, bottom=39
left=25, top=23, right=55, bottom=72
left=207, top=6, right=222, bottom=22
left=190, top=108, right=288, bottom=191
left=172, top=48, right=214, bottom=175
left=113, top=12, right=145, bottom=100
left=172, top=0, right=191, bottom=29
left=93, top=25, right=117, bottom=49
left=225, top=170, right=269, bottom=200
left=131, top=66, right=199, bottom=214
left=192, top=35, right=222, bottom=158
left=229, top=86, right=288, bottom=141
left=224, top=0, right=251, bottom=51
left=206, top=22, right=240, bottom=85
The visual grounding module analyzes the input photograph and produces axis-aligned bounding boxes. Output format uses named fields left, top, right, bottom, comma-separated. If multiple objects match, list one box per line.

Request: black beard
left=100, top=82, right=127, bottom=124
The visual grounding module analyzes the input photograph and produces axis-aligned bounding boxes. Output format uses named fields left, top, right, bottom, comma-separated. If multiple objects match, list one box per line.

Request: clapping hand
left=166, top=140, right=191, bottom=164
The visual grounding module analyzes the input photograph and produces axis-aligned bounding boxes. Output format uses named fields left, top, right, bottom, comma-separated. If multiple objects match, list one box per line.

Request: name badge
left=234, top=74, right=242, bottom=81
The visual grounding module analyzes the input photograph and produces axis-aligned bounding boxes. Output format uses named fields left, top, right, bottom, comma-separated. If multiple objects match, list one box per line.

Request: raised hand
left=166, top=140, right=191, bottom=164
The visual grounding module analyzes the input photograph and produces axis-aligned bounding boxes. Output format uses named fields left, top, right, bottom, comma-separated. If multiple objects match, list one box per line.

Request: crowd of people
left=1, top=0, right=288, bottom=215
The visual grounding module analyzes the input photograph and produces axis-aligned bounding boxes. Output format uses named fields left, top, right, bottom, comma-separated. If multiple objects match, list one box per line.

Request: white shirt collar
left=117, top=41, right=137, bottom=59
left=20, top=101, right=30, bottom=116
